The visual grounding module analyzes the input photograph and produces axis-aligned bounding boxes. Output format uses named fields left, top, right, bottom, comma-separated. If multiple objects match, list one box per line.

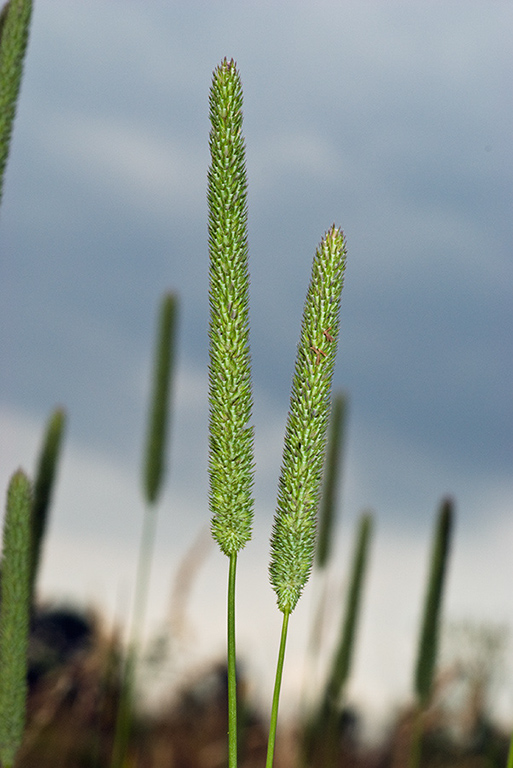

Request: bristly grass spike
left=270, top=225, right=347, bottom=616
left=208, top=57, right=254, bottom=558
left=207, top=57, right=254, bottom=768
left=266, top=226, right=347, bottom=768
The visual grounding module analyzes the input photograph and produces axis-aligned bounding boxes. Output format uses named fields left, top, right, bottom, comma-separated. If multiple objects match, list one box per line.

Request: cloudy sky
left=1, top=0, right=512, bottom=733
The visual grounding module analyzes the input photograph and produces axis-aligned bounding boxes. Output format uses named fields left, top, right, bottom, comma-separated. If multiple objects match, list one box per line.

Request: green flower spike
left=266, top=227, right=346, bottom=768
left=0, top=469, right=32, bottom=768
left=207, top=58, right=254, bottom=768
left=208, top=58, right=254, bottom=557
left=270, top=226, right=347, bottom=615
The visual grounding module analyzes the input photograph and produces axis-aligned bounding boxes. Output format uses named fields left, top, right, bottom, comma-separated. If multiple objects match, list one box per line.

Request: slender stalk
left=408, top=705, right=424, bottom=768
left=227, top=552, right=238, bottom=768
left=266, top=610, right=290, bottom=768
left=130, top=504, right=159, bottom=649
left=507, top=731, right=513, bottom=768
left=0, top=469, right=32, bottom=768
left=109, top=500, right=159, bottom=768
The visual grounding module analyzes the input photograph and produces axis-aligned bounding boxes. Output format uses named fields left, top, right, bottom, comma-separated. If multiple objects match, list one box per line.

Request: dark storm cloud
left=1, top=0, right=511, bottom=534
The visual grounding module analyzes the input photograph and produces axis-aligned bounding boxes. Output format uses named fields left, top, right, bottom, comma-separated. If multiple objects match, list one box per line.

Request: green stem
left=409, top=705, right=424, bottom=768
left=507, top=731, right=513, bottom=768
left=227, top=552, right=238, bottom=768
left=110, top=503, right=158, bottom=768
left=130, top=503, right=159, bottom=647
left=266, top=610, right=290, bottom=768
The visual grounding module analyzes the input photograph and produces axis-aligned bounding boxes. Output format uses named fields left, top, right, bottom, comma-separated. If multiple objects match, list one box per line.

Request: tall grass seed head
left=208, top=59, right=254, bottom=557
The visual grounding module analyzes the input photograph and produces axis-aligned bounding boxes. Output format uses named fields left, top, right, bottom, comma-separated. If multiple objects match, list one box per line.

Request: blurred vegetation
left=6, top=601, right=509, bottom=768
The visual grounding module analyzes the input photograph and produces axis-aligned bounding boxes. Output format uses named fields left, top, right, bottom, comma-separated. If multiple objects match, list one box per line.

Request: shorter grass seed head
left=270, top=226, right=347, bottom=614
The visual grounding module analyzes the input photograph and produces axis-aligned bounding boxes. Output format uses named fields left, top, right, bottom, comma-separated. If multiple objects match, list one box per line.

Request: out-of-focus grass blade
left=0, top=0, right=33, bottom=205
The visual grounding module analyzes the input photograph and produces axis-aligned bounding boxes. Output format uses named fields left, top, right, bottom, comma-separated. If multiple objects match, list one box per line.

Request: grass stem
left=507, top=731, right=513, bottom=768
left=110, top=502, right=158, bottom=768
left=227, top=552, right=238, bottom=768
left=266, top=610, right=290, bottom=768
left=408, top=705, right=424, bottom=768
